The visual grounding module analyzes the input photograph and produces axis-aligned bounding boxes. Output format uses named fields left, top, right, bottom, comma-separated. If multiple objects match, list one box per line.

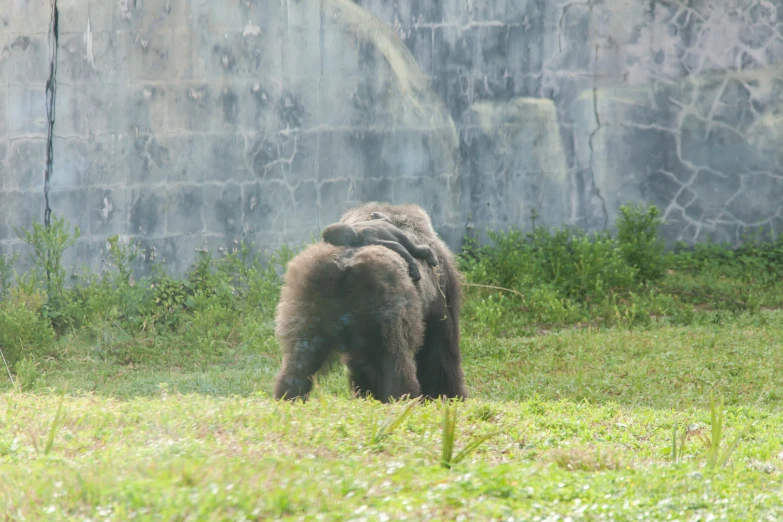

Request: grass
left=8, top=309, right=783, bottom=408
left=1, top=390, right=780, bottom=519
left=3, top=205, right=783, bottom=518
left=2, top=312, right=783, bottom=518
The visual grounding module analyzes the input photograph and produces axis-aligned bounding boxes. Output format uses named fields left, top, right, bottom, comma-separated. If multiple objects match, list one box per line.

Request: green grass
left=8, top=309, right=783, bottom=409
left=1, top=388, right=781, bottom=519
left=2, top=313, right=783, bottom=519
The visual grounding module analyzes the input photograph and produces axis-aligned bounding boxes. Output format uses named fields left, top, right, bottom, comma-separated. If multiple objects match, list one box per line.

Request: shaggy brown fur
left=273, top=202, right=468, bottom=403
left=321, top=216, right=438, bottom=282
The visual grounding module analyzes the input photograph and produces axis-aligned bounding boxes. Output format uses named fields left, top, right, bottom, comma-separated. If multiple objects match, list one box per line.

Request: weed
left=698, top=393, right=754, bottom=470
left=547, top=445, right=625, bottom=472
left=670, top=421, right=688, bottom=464
left=15, top=214, right=80, bottom=323
left=439, top=400, right=496, bottom=469
left=0, top=251, right=18, bottom=302
left=368, top=398, right=420, bottom=445
left=43, top=389, right=66, bottom=455
left=14, top=357, right=39, bottom=392
left=106, top=235, right=140, bottom=285
left=616, top=203, right=667, bottom=284
left=0, top=346, right=13, bottom=385
left=467, top=403, right=497, bottom=423
left=0, top=289, right=56, bottom=370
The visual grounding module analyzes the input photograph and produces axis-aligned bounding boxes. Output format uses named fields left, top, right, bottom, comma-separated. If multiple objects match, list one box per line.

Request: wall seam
left=44, top=0, right=60, bottom=228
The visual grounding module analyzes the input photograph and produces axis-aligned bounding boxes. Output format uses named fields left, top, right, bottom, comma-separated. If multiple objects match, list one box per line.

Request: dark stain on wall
left=208, top=183, right=243, bottom=236
left=168, top=185, right=205, bottom=235
left=277, top=92, right=304, bottom=129
left=130, top=189, right=165, bottom=236
left=221, top=87, right=239, bottom=125
left=132, top=136, right=170, bottom=184
left=242, top=182, right=275, bottom=233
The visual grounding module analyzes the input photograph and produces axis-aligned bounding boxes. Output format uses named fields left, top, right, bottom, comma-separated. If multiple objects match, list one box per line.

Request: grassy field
left=3, top=313, right=783, bottom=519
left=3, top=206, right=783, bottom=519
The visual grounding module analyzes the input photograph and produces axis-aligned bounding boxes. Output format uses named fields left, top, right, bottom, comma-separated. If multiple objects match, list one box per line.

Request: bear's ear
left=371, top=212, right=394, bottom=224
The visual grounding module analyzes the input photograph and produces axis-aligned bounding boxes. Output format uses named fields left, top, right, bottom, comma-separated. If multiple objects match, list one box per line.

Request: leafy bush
left=0, top=289, right=55, bottom=371
left=4, top=202, right=783, bottom=370
left=462, top=226, right=638, bottom=302
left=0, top=251, right=17, bottom=303
left=674, top=232, right=783, bottom=285
left=182, top=303, right=242, bottom=356
left=616, top=203, right=667, bottom=283
left=15, top=214, right=80, bottom=310
left=460, top=205, right=696, bottom=332
left=525, top=286, right=583, bottom=325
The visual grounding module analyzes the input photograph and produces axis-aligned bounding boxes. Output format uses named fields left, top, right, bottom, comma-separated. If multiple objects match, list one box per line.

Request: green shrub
left=524, top=286, right=583, bottom=325
left=182, top=303, right=242, bottom=356
left=0, top=289, right=55, bottom=371
left=49, top=234, right=151, bottom=334
left=14, top=357, right=40, bottom=391
left=616, top=203, right=666, bottom=283
left=461, top=225, right=638, bottom=303
left=6, top=202, right=783, bottom=363
left=0, top=251, right=17, bottom=303
left=216, top=242, right=294, bottom=316
left=672, top=227, right=783, bottom=279
left=15, top=214, right=80, bottom=307
left=460, top=206, right=691, bottom=332
left=464, top=292, right=518, bottom=337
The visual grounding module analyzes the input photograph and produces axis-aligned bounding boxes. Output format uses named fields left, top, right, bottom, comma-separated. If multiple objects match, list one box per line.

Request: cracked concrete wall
left=2, top=0, right=783, bottom=275
left=1, top=0, right=461, bottom=275
left=359, top=0, right=783, bottom=246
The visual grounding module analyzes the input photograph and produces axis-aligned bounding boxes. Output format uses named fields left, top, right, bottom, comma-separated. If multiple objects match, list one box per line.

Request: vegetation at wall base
left=2, top=205, right=783, bottom=518
left=459, top=203, right=783, bottom=337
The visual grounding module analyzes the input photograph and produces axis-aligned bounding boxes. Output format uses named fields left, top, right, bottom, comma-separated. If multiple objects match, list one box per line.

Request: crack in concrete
left=44, top=0, right=59, bottom=228
left=558, top=2, right=590, bottom=54
left=587, top=50, right=608, bottom=230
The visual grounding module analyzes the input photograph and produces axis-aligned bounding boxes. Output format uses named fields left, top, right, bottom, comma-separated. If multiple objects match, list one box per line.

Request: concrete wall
left=2, top=0, right=782, bottom=274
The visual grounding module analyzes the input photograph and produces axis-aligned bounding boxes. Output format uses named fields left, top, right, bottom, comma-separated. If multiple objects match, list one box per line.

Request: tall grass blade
left=439, top=400, right=496, bottom=469
left=43, top=389, right=67, bottom=455
left=677, top=423, right=687, bottom=462
left=706, top=393, right=724, bottom=469
left=717, top=417, right=754, bottom=468
left=440, top=400, right=457, bottom=468
left=369, top=398, right=419, bottom=445
left=0, top=347, right=13, bottom=386
left=451, top=431, right=498, bottom=466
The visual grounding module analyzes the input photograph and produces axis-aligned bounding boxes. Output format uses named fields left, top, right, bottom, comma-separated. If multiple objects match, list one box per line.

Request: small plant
left=188, top=250, right=223, bottom=301
left=26, top=388, right=67, bottom=455
left=149, top=269, right=191, bottom=328
left=0, top=345, right=13, bottom=385
left=0, top=289, right=56, bottom=370
left=670, top=421, right=688, bottom=463
left=616, top=203, right=666, bottom=284
left=106, top=235, right=140, bottom=285
left=547, top=445, right=624, bottom=471
left=698, top=393, right=754, bottom=470
left=0, top=251, right=18, bottom=302
left=368, top=398, right=419, bottom=445
left=43, top=390, right=67, bottom=455
left=15, top=214, right=80, bottom=303
left=14, top=357, right=39, bottom=392
left=468, top=403, right=497, bottom=423
left=439, top=400, right=496, bottom=469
